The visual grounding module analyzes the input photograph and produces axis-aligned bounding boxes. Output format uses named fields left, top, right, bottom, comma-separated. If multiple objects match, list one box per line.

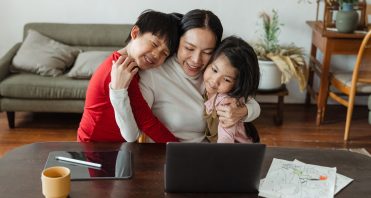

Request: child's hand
left=216, top=97, right=247, bottom=128
left=110, top=55, right=139, bottom=90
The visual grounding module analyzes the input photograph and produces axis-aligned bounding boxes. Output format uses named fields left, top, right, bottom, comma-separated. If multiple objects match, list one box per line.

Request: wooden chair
left=326, top=30, right=371, bottom=141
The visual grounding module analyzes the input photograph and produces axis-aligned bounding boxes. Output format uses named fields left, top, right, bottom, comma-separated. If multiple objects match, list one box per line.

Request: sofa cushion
left=67, top=51, right=111, bottom=79
left=11, top=29, right=81, bottom=77
left=24, top=23, right=131, bottom=47
left=0, top=73, right=88, bottom=99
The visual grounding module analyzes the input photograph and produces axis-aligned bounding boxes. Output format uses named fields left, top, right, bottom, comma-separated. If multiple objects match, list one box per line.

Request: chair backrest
left=367, top=4, right=371, bottom=29
left=352, top=30, right=371, bottom=89
left=327, top=30, right=371, bottom=141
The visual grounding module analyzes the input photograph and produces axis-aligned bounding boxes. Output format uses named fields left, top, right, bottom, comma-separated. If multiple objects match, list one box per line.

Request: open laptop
left=164, top=142, right=266, bottom=193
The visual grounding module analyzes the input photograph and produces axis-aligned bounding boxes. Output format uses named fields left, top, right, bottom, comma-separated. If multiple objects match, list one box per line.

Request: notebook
left=164, top=142, right=266, bottom=193
left=44, top=150, right=132, bottom=180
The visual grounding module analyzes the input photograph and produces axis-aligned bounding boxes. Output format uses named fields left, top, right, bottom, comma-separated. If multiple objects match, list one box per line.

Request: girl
left=203, top=36, right=260, bottom=143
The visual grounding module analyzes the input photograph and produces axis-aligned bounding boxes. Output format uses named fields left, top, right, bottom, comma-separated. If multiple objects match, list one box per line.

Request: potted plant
left=253, top=10, right=308, bottom=91
left=327, top=0, right=359, bottom=33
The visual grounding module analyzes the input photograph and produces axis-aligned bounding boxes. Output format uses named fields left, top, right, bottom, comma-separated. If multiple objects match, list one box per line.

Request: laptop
left=164, top=142, right=266, bottom=193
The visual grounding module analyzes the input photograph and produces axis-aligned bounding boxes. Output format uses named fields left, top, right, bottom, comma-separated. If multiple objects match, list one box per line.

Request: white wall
left=0, top=0, right=366, bottom=104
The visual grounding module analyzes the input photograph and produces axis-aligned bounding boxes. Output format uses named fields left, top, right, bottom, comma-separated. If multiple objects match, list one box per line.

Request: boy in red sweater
left=77, top=10, right=180, bottom=142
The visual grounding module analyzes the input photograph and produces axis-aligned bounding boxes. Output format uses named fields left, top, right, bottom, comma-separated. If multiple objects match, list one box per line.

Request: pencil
left=55, top=156, right=102, bottom=168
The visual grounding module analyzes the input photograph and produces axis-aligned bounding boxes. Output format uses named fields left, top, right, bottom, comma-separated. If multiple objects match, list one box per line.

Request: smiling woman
left=177, top=28, right=216, bottom=77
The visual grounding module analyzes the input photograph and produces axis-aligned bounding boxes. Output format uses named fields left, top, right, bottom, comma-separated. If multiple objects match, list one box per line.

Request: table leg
left=316, top=48, right=332, bottom=126
left=306, top=43, right=317, bottom=105
left=306, top=67, right=314, bottom=105
left=274, top=95, right=284, bottom=126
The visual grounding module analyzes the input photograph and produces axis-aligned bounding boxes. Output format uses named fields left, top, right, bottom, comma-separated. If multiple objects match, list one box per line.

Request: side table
left=257, top=84, right=289, bottom=126
left=306, top=21, right=365, bottom=125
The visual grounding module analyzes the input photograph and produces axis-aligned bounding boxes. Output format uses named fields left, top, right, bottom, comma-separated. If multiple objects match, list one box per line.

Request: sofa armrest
left=0, top=43, right=21, bottom=82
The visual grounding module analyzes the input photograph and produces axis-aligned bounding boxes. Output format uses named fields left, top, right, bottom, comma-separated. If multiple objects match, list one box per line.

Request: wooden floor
left=1, top=104, right=371, bottom=157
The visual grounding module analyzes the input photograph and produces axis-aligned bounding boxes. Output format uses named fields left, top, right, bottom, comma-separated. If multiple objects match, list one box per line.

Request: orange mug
left=41, top=166, right=71, bottom=198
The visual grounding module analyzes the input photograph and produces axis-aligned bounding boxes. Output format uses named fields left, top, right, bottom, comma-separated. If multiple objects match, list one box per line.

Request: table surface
left=306, top=21, right=366, bottom=39
left=1, top=142, right=371, bottom=198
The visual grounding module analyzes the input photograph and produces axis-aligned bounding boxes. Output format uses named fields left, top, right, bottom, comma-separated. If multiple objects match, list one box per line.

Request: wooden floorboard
left=1, top=104, right=371, bottom=157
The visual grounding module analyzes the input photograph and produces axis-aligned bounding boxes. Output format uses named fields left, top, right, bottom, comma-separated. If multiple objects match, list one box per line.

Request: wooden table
left=306, top=21, right=365, bottom=125
left=1, top=142, right=371, bottom=197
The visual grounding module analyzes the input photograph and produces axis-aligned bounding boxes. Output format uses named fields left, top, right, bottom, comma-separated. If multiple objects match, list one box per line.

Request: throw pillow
left=12, top=29, right=81, bottom=77
left=67, top=51, right=111, bottom=79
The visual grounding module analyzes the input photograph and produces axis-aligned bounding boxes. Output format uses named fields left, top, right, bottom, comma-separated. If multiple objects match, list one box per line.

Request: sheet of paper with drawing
left=293, top=159, right=353, bottom=195
left=259, top=158, right=337, bottom=198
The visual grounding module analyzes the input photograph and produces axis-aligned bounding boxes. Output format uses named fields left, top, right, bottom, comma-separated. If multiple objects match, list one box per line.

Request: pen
left=301, top=175, right=328, bottom=181
left=55, top=156, right=102, bottom=168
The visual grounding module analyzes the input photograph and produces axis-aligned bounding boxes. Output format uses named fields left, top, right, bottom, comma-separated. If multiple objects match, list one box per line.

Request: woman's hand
left=110, top=55, right=139, bottom=90
left=216, top=97, right=248, bottom=128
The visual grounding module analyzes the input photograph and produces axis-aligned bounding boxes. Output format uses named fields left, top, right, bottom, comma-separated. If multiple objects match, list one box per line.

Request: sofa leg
left=6, top=112, right=15, bottom=128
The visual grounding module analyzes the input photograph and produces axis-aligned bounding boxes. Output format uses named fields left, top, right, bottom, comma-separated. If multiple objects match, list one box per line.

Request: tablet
left=44, top=150, right=132, bottom=180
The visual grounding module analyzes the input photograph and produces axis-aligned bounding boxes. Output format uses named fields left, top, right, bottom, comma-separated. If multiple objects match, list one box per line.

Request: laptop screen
left=164, top=143, right=266, bottom=193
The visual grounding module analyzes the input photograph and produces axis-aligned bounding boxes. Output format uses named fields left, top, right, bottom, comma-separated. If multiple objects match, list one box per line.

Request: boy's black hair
left=180, top=9, right=223, bottom=48
left=125, top=10, right=181, bottom=55
left=210, top=36, right=260, bottom=101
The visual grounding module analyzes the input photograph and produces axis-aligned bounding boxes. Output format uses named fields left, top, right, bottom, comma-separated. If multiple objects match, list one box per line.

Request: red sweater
left=77, top=52, right=178, bottom=142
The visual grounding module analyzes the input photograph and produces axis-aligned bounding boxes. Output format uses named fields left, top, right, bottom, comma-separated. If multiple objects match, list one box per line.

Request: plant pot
left=335, top=3, right=359, bottom=33
left=258, top=60, right=282, bottom=90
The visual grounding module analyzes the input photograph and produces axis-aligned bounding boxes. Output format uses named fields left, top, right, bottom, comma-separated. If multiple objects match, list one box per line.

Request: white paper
left=259, top=158, right=337, bottom=198
left=293, top=159, right=353, bottom=195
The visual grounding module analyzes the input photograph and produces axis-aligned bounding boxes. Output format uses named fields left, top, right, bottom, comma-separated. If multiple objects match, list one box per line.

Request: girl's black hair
left=125, top=10, right=181, bottom=55
left=210, top=36, right=260, bottom=102
left=244, top=122, right=260, bottom=143
left=179, top=9, right=223, bottom=48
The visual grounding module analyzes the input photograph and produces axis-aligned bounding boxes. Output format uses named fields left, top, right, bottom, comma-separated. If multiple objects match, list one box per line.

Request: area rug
left=339, top=148, right=371, bottom=157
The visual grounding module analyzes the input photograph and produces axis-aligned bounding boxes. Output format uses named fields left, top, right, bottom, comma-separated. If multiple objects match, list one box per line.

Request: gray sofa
left=0, top=23, right=132, bottom=128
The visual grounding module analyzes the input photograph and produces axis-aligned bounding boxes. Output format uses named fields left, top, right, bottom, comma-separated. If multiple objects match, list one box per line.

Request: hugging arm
left=109, top=55, right=178, bottom=143
left=127, top=75, right=179, bottom=142
left=109, top=56, right=141, bottom=142
left=216, top=125, right=235, bottom=143
left=110, top=75, right=178, bottom=143
left=216, top=97, right=260, bottom=128
left=109, top=84, right=140, bottom=142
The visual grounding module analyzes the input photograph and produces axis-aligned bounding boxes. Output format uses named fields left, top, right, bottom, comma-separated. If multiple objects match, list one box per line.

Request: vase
left=258, top=60, right=282, bottom=90
left=335, top=3, right=359, bottom=33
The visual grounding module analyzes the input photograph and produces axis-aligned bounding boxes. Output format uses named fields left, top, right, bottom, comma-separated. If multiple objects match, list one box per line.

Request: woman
left=110, top=9, right=260, bottom=142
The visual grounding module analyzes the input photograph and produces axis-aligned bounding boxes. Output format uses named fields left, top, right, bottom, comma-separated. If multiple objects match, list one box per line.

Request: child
left=203, top=36, right=260, bottom=143
left=77, top=10, right=180, bottom=143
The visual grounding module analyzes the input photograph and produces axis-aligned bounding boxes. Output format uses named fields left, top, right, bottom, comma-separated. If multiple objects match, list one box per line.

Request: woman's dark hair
left=210, top=36, right=260, bottom=101
left=125, top=10, right=181, bottom=55
left=180, top=9, right=223, bottom=48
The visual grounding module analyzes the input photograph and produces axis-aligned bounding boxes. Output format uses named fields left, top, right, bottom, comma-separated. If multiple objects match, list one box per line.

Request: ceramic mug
left=41, top=166, right=71, bottom=198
